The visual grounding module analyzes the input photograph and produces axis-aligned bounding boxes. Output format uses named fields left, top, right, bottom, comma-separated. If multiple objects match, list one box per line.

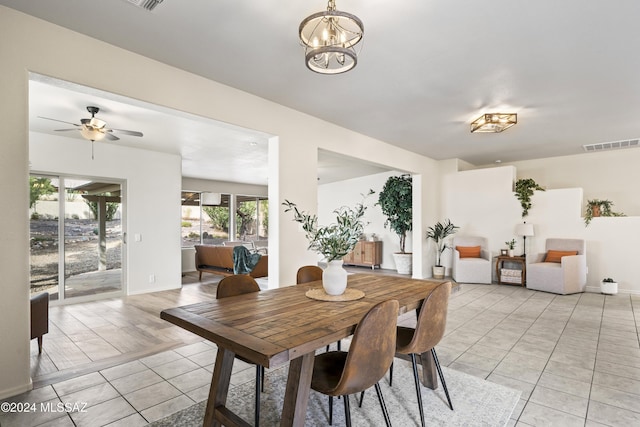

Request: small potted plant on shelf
left=283, top=191, right=372, bottom=296
left=584, top=199, right=625, bottom=226
left=426, top=219, right=459, bottom=279
left=601, top=277, right=618, bottom=295
left=514, top=178, right=545, bottom=218
left=505, top=239, right=516, bottom=257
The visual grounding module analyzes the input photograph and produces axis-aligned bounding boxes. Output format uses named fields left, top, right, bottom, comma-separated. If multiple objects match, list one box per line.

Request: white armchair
left=452, top=236, right=492, bottom=284
left=527, top=238, right=587, bottom=295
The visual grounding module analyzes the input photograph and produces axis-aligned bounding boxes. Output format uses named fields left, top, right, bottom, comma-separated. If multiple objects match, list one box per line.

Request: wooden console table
left=343, top=240, right=382, bottom=269
left=495, top=255, right=526, bottom=286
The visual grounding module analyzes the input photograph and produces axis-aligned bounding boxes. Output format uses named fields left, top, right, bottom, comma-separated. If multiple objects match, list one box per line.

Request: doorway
left=29, top=174, right=125, bottom=303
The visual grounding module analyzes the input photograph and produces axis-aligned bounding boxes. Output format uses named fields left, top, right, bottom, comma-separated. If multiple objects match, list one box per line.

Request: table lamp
left=515, top=222, right=534, bottom=257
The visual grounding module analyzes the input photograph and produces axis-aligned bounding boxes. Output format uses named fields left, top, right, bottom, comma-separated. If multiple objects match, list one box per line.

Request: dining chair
left=30, top=292, right=49, bottom=354
left=296, top=265, right=341, bottom=352
left=311, top=299, right=399, bottom=427
left=359, top=281, right=453, bottom=427
left=216, top=274, right=264, bottom=427
left=296, top=265, right=323, bottom=284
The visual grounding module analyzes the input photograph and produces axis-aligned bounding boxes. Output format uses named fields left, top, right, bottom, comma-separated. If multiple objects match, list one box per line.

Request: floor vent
left=583, top=139, right=640, bottom=153
left=126, top=0, right=164, bottom=11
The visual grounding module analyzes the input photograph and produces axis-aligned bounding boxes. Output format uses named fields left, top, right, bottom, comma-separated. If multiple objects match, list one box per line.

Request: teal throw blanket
left=233, top=245, right=262, bottom=274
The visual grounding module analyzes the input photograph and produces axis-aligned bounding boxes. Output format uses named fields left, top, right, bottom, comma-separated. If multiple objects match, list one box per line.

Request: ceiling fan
left=39, top=106, right=143, bottom=142
left=39, top=106, right=143, bottom=159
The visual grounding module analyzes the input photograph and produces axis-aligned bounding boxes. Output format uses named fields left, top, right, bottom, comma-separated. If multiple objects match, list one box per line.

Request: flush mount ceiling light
left=470, top=113, right=517, bottom=133
left=298, top=0, right=364, bottom=75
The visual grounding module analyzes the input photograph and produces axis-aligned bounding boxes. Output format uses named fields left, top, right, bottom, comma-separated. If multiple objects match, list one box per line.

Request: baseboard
left=128, top=283, right=181, bottom=295
left=0, top=379, right=32, bottom=400
left=586, top=285, right=640, bottom=296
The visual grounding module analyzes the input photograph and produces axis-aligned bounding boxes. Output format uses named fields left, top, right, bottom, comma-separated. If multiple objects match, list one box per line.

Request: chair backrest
left=30, top=292, right=49, bottom=339
left=404, top=281, right=452, bottom=354
left=296, top=265, right=323, bottom=284
left=216, top=275, right=260, bottom=299
left=332, top=299, right=399, bottom=396
left=545, top=238, right=586, bottom=255
left=452, top=236, right=487, bottom=250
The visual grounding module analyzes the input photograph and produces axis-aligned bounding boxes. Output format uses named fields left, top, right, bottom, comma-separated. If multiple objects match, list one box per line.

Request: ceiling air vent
left=126, top=0, right=164, bottom=11
left=583, top=138, right=640, bottom=153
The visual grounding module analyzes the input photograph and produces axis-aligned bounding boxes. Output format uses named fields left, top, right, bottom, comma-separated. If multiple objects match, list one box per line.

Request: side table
left=495, top=256, right=526, bottom=286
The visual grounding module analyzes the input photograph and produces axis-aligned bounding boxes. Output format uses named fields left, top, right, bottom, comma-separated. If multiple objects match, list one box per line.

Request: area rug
left=149, top=359, right=520, bottom=426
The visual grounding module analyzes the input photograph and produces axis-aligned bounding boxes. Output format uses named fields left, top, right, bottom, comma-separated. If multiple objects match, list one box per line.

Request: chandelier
left=298, top=0, right=364, bottom=74
left=470, top=113, right=518, bottom=133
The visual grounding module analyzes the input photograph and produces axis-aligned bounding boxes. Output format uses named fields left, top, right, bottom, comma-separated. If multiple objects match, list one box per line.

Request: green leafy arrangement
left=283, top=191, right=372, bottom=262
left=584, top=199, right=625, bottom=226
left=505, top=239, right=516, bottom=250
left=426, top=219, right=459, bottom=267
left=514, top=178, right=545, bottom=217
left=377, top=174, right=412, bottom=253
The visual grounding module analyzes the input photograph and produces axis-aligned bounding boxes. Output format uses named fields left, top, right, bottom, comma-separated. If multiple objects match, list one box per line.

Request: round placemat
left=305, top=288, right=365, bottom=301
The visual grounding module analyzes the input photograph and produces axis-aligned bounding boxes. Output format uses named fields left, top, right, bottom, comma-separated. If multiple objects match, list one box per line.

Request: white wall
left=486, top=148, right=640, bottom=216
left=0, top=6, right=439, bottom=398
left=30, top=133, right=182, bottom=296
left=442, top=165, right=640, bottom=294
left=318, top=171, right=414, bottom=270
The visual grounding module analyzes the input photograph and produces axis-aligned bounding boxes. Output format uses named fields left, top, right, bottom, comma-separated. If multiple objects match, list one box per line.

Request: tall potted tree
left=377, top=174, right=413, bottom=274
left=426, top=219, right=459, bottom=279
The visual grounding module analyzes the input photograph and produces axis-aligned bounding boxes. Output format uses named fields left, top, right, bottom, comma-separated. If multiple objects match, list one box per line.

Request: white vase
left=323, top=260, right=348, bottom=295
left=601, top=280, right=618, bottom=295
left=508, top=249, right=514, bottom=257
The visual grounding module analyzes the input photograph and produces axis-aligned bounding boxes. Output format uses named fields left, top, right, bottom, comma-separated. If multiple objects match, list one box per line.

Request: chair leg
left=431, top=348, right=453, bottom=410
left=389, top=360, right=394, bottom=386
left=358, top=390, right=365, bottom=407
left=329, top=395, right=333, bottom=425
left=374, top=382, right=392, bottom=427
left=410, top=353, right=426, bottom=427
left=255, top=365, right=261, bottom=427
left=343, top=394, right=352, bottom=427
left=261, top=366, right=265, bottom=392
left=37, top=336, right=43, bottom=354
left=337, top=340, right=341, bottom=351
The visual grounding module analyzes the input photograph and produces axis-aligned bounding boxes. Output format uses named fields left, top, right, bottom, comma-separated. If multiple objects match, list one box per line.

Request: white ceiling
left=6, top=0, right=640, bottom=184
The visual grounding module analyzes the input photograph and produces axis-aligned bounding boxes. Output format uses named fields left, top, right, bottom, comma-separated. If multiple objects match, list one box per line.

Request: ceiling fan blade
left=105, top=132, right=120, bottom=141
left=54, top=128, right=80, bottom=132
left=38, top=116, right=81, bottom=127
left=111, top=128, right=143, bottom=137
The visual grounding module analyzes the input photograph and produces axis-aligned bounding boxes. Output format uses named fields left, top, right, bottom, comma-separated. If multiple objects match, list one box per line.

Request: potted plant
left=584, top=199, right=625, bottom=226
left=426, top=219, right=459, bottom=279
left=377, top=174, right=413, bottom=274
left=601, top=277, right=618, bottom=295
left=505, top=239, right=516, bottom=257
left=283, top=192, right=371, bottom=295
left=514, top=178, right=545, bottom=218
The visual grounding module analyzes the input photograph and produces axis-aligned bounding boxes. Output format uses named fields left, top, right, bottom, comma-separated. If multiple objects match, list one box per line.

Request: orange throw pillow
left=544, top=250, right=578, bottom=263
left=457, top=246, right=481, bottom=258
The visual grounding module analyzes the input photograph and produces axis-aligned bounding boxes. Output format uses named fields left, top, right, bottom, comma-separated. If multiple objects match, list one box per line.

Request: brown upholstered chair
left=30, top=292, right=49, bottom=354
left=359, top=281, right=453, bottom=427
left=311, top=299, right=399, bottom=427
left=216, top=275, right=263, bottom=426
left=395, top=281, right=453, bottom=426
left=296, top=265, right=323, bottom=285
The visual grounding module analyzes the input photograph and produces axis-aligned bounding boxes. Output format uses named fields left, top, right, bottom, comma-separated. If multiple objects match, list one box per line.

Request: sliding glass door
left=29, top=174, right=124, bottom=302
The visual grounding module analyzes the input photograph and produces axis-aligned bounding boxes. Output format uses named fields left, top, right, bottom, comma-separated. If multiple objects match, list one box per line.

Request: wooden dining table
left=160, top=273, right=447, bottom=427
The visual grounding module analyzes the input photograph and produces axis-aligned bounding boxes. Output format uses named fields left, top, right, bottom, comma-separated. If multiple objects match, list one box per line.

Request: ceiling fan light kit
left=299, top=0, right=364, bottom=75
left=470, top=113, right=517, bottom=133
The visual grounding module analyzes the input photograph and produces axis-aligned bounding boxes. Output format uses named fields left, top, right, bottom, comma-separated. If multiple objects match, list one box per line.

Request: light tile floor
left=3, top=283, right=639, bottom=426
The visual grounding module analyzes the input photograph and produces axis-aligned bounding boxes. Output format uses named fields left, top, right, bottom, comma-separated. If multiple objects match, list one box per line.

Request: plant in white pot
left=505, top=239, right=516, bottom=257
left=377, top=174, right=413, bottom=274
left=283, top=192, right=371, bottom=295
left=426, top=219, right=459, bottom=279
left=601, top=277, right=618, bottom=295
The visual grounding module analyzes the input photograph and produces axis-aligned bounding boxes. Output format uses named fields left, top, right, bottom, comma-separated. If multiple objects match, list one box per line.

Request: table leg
left=419, top=350, right=438, bottom=389
left=203, top=347, right=235, bottom=427
left=280, top=352, right=315, bottom=427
